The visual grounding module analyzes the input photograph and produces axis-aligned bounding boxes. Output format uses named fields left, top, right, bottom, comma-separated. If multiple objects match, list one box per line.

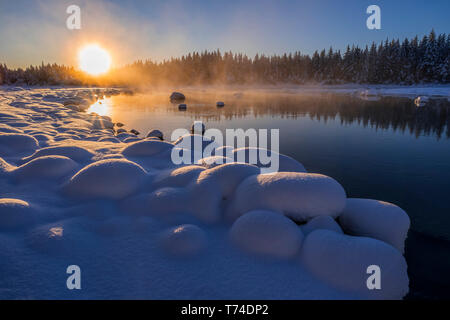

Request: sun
left=78, top=44, right=111, bottom=75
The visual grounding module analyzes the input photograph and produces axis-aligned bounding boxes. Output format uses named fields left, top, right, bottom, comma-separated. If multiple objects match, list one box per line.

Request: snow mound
left=97, top=136, right=121, bottom=143
left=227, top=172, right=346, bottom=222
left=146, top=129, right=163, bottom=140
left=174, top=134, right=218, bottom=153
left=232, top=147, right=306, bottom=173
left=230, top=210, right=303, bottom=259
left=122, top=139, right=173, bottom=157
left=21, top=146, right=95, bottom=164
left=63, top=159, right=147, bottom=200
left=13, top=156, right=78, bottom=181
left=0, top=157, right=15, bottom=174
left=0, top=198, right=35, bottom=230
left=339, top=199, right=410, bottom=253
left=302, top=215, right=343, bottom=236
left=160, top=224, right=207, bottom=256
left=301, top=230, right=409, bottom=299
left=153, top=165, right=205, bottom=188
left=197, top=155, right=233, bottom=168
left=0, top=133, right=39, bottom=157
left=196, top=163, right=260, bottom=200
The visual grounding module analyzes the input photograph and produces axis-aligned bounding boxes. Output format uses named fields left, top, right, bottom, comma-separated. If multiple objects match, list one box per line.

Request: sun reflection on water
left=87, top=97, right=113, bottom=116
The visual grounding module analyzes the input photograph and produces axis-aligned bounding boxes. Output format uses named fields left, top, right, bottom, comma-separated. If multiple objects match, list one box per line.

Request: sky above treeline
left=1, top=0, right=449, bottom=68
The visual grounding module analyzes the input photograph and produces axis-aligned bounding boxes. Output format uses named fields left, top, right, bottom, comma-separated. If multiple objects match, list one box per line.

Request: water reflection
left=102, top=92, right=450, bottom=140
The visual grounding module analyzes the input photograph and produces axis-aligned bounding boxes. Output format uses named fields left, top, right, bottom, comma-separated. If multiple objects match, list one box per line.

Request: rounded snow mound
left=153, top=165, right=205, bottom=188
left=0, top=198, right=35, bottom=230
left=230, top=210, right=303, bottom=259
left=339, top=199, right=410, bottom=253
left=63, top=159, right=147, bottom=200
left=232, top=147, right=306, bottom=173
left=174, top=134, right=219, bottom=153
left=0, top=133, right=39, bottom=157
left=197, top=155, right=233, bottom=169
left=160, top=224, right=207, bottom=256
left=21, top=146, right=95, bottom=164
left=97, top=136, right=121, bottom=143
left=227, top=172, right=347, bottom=222
left=122, top=139, right=173, bottom=157
left=196, top=163, right=260, bottom=200
left=13, top=156, right=78, bottom=181
left=146, top=129, right=163, bottom=140
left=301, top=230, right=409, bottom=299
left=302, top=215, right=343, bottom=236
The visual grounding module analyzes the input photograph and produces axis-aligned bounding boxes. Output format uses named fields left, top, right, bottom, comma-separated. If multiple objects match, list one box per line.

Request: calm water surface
left=89, top=90, right=450, bottom=299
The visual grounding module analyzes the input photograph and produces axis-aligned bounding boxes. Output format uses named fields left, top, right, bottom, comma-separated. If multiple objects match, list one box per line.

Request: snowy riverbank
left=0, top=87, right=410, bottom=299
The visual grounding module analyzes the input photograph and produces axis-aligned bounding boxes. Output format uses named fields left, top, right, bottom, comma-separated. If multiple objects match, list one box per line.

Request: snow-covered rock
left=21, top=146, right=95, bottom=164
left=227, top=172, right=346, bottom=222
left=232, top=147, right=306, bottom=173
left=159, top=224, right=207, bottom=256
left=0, top=133, right=39, bottom=157
left=196, top=155, right=233, bottom=168
left=196, top=163, right=260, bottom=200
left=301, top=230, right=409, bottom=299
left=13, top=156, right=78, bottom=181
left=146, top=129, right=163, bottom=140
left=63, top=159, right=147, bottom=200
left=302, top=215, right=343, bottom=236
left=153, top=165, right=205, bottom=188
left=339, top=199, right=410, bottom=253
left=0, top=198, right=35, bottom=230
left=122, top=139, right=173, bottom=157
left=230, top=210, right=303, bottom=258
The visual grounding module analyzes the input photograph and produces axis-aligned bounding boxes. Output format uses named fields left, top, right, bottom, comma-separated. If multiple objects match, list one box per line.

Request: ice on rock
left=63, top=159, right=147, bottom=200
left=122, top=139, right=174, bottom=157
left=227, top=172, right=346, bottom=222
left=339, top=199, right=410, bottom=253
left=0, top=133, right=39, bottom=157
left=301, top=230, right=409, bottom=299
left=153, top=165, right=205, bottom=188
left=21, top=146, right=95, bottom=164
left=232, top=147, right=306, bottom=173
left=230, top=210, right=303, bottom=259
left=12, top=156, right=78, bottom=181
left=196, top=163, right=260, bottom=200
left=160, top=224, right=207, bottom=256
left=0, top=198, right=35, bottom=230
left=302, top=215, right=343, bottom=236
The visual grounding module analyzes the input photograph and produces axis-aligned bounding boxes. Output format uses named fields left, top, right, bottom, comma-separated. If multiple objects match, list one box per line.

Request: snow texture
left=0, top=87, right=411, bottom=300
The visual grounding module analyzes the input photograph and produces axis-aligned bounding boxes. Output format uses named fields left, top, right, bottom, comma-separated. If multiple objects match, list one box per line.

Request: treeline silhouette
left=1, top=30, right=449, bottom=86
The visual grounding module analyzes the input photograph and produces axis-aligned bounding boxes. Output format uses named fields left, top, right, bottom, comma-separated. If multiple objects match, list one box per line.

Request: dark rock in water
left=115, top=122, right=124, bottom=127
left=130, top=129, right=140, bottom=136
left=171, top=92, right=186, bottom=101
left=191, top=121, right=206, bottom=135
left=146, top=129, right=164, bottom=140
left=216, top=101, right=225, bottom=107
left=116, top=128, right=127, bottom=134
left=178, top=104, right=187, bottom=110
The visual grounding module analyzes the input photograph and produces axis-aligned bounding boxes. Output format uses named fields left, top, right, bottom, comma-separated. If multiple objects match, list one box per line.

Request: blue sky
left=0, top=0, right=449, bottom=68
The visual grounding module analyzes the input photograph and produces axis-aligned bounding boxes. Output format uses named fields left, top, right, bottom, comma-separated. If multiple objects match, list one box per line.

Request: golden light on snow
left=78, top=44, right=111, bottom=75
left=87, top=97, right=112, bottom=116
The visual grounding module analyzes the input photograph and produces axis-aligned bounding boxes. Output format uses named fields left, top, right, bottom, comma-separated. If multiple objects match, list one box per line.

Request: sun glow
left=78, top=44, right=111, bottom=75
